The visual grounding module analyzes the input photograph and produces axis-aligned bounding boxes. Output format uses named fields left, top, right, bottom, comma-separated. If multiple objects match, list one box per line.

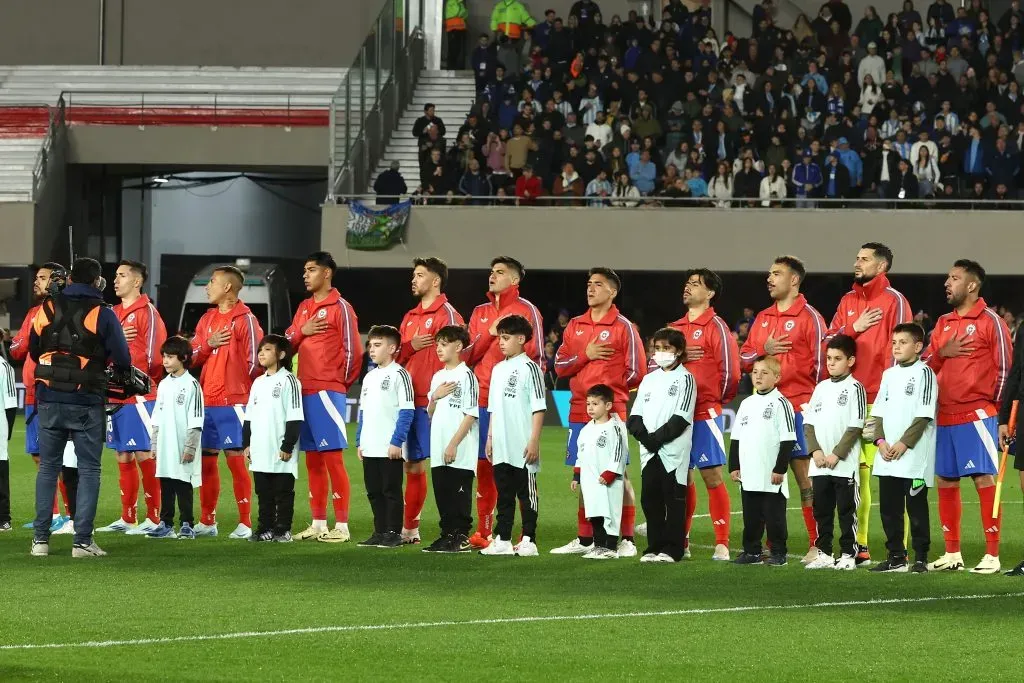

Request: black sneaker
left=764, top=553, right=788, bottom=566
left=451, top=534, right=472, bottom=553
left=734, top=551, right=763, bottom=565
left=869, top=556, right=909, bottom=573
left=422, top=536, right=451, bottom=553
left=376, top=531, right=403, bottom=548
left=273, top=531, right=293, bottom=543
left=357, top=533, right=383, bottom=547
left=248, top=529, right=274, bottom=543
left=1004, top=560, right=1024, bottom=577
left=910, top=560, right=928, bottom=573
left=0, top=521, right=12, bottom=532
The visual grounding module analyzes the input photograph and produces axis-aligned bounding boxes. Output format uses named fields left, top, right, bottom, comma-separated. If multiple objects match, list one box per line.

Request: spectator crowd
left=374, top=0, right=1024, bottom=207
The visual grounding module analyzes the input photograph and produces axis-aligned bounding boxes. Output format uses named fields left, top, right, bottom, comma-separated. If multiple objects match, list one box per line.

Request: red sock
left=403, top=470, right=427, bottom=529
left=199, top=456, right=221, bottom=526
left=938, top=486, right=962, bottom=553
left=52, top=492, right=59, bottom=516
left=118, top=461, right=139, bottom=524
left=323, top=450, right=350, bottom=523
left=621, top=504, right=636, bottom=538
left=305, top=452, right=328, bottom=520
left=476, top=459, right=497, bottom=536
left=977, top=485, right=1001, bottom=557
left=708, top=484, right=731, bottom=546
left=577, top=504, right=593, bottom=538
left=802, top=505, right=818, bottom=546
left=57, top=479, right=70, bottom=517
left=138, top=458, right=161, bottom=524
left=685, top=481, right=698, bottom=538
left=225, top=455, right=252, bottom=528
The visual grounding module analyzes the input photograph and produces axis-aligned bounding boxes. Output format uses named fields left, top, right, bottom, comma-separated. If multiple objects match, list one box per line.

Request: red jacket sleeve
left=463, top=307, right=492, bottom=367
left=625, top=321, right=646, bottom=389
left=713, top=317, right=740, bottom=404
left=991, top=313, right=1013, bottom=404
left=555, top=320, right=587, bottom=378
left=9, top=311, right=33, bottom=361
left=284, top=302, right=306, bottom=350
left=340, top=298, right=363, bottom=389
left=523, top=303, right=545, bottom=367
left=824, top=295, right=857, bottom=342
left=147, top=306, right=168, bottom=379
left=191, top=311, right=213, bottom=367
left=739, top=313, right=766, bottom=372
left=397, top=310, right=415, bottom=364
left=923, top=323, right=945, bottom=373
left=809, top=308, right=827, bottom=383
left=237, top=313, right=263, bottom=380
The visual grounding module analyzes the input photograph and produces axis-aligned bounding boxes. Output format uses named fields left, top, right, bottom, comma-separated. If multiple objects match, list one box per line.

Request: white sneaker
left=970, top=554, right=1001, bottom=575
left=72, top=542, right=108, bottom=558
left=30, top=540, right=48, bottom=557
left=228, top=524, right=252, bottom=540
left=401, top=527, right=421, bottom=545
left=616, top=539, right=638, bottom=558
left=640, top=552, right=659, bottom=563
left=193, top=522, right=219, bottom=537
left=96, top=518, right=134, bottom=533
left=583, top=547, right=618, bottom=560
left=479, top=536, right=514, bottom=556
left=125, top=519, right=159, bottom=536
left=654, top=553, right=677, bottom=563
left=51, top=518, right=74, bottom=535
left=712, top=544, right=730, bottom=561
left=514, top=536, right=539, bottom=557
left=800, top=546, right=820, bottom=564
left=683, top=545, right=692, bottom=559
left=928, top=551, right=965, bottom=571
left=834, top=554, right=857, bottom=571
left=805, top=550, right=836, bottom=570
left=550, top=538, right=592, bottom=555
left=635, top=522, right=648, bottom=537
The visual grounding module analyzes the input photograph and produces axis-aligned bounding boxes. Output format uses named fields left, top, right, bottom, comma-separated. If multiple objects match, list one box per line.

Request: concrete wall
left=322, top=204, right=1024, bottom=275
left=0, top=0, right=388, bottom=66
left=0, top=203, right=37, bottom=266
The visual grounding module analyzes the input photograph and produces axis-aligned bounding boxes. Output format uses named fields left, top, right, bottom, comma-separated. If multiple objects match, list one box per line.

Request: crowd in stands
left=374, top=0, right=1024, bottom=207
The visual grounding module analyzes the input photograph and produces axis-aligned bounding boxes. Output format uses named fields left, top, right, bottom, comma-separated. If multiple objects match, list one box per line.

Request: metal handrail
left=59, top=89, right=332, bottom=108
left=30, top=98, right=65, bottom=201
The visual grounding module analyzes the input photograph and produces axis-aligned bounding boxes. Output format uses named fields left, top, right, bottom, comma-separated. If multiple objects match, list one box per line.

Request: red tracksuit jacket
left=9, top=305, right=39, bottom=404
left=824, top=274, right=912, bottom=402
left=555, top=305, right=646, bottom=423
left=924, top=297, right=1012, bottom=426
left=740, top=294, right=827, bottom=410
left=398, top=294, right=464, bottom=407
left=111, top=294, right=167, bottom=403
left=285, top=288, right=363, bottom=396
left=662, top=307, right=740, bottom=421
left=191, top=301, right=264, bottom=406
left=464, top=285, right=544, bottom=408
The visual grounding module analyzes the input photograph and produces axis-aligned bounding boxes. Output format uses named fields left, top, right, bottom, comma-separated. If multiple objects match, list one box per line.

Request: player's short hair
left=117, top=259, right=148, bottom=284
left=496, top=314, right=533, bottom=341
left=753, top=355, right=782, bottom=375
left=861, top=242, right=894, bottom=271
left=435, top=325, right=470, bottom=348
left=588, top=266, right=621, bottom=293
left=826, top=333, right=857, bottom=359
left=651, top=327, right=686, bottom=352
left=69, top=258, right=102, bottom=288
left=491, top=256, right=525, bottom=280
left=893, top=322, right=925, bottom=345
left=413, top=257, right=449, bottom=290
left=39, top=261, right=65, bottom=273
left=684, top=268, right=722, bottom=301
left=367, top=324, right=401, bottom=348
left=306, top=251, right=337, bottom=273
left=773, top=255, right=806, bottom=284
left=213, top=265, right=245, bottom=293
left=953, top=258, right=986, bottom=287
left=586, top=383, right=614, bottom=404
left=259, top=333, right=292, bottom=367
left=160, top=335, right=194, bottom=368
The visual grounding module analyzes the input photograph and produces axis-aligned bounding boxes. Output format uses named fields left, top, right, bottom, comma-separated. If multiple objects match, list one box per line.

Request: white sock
left=335, top=522, right=348, bottom=531
left=312, top=519, right=327, bottom=530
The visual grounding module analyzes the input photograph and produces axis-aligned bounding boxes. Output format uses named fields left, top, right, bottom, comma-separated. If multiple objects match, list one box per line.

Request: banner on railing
left=346, top=200, right=412, bottom=250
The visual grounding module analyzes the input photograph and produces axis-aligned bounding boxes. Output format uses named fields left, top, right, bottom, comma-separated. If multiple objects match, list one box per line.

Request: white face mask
left=653, top=351, right=678, bottom=369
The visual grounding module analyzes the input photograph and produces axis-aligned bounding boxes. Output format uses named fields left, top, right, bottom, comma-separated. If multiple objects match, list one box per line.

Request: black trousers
left=812, top=475, right=858, bottom=557
left=431, top=465, right=474, bottom=537
left=494, top=463, right=537, bottom=542
left=445, top=30, right=467, bottom=70
left=159, top=477, right=195, bottom=527
left=61, top=466, right=78, bottom=519
left=0, top=460, right=9, bottom=524
left=741, top=489, right=788, bottom=556
left=878, top=476, right=930, bottom=562
left=590, top=516, right=618, bottom=550
left=640, top=457, right=687, bottom=560
left=253, top=472, right=295, bottom=535
left=363, top=457, right=404, bottom=534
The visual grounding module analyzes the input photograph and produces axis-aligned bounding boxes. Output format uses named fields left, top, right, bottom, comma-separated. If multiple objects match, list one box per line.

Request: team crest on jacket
left=692, top=330, right=702, bottom=340
left=596, top=432, right=607, bottom=448
left=127, top=313, right=136, bottom=323
left=272, top=384, right=282, bottom=399
left=904, top=377, right=916, bottom=396
left=762, top=404, right=774, bottom=420
left=176, top=390, right=186, bottom=405
left=504, top=371, right=519, bottom=398
left=317, top=309, right=327, bottom=319
left=668, top=382, right=679, bottom=397
left=965, top=323, right=976, bottom=336
left=784, top=320, right=795, bottom=331
left=837, top=390, right=848, bottom=407
left=425, top=319, right=433, bottom=329
left=599, top=330, right=610, bottom=341
left=381, top=376, right=391, bottom=391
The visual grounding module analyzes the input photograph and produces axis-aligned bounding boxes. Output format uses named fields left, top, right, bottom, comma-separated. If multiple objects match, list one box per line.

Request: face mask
left=653, top=351, right=678, bottom=369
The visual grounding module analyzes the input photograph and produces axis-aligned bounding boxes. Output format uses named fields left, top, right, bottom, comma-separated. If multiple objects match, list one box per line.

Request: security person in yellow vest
left=445, top=0, right=469, bottom=70
left=29, top=257, right=131, bottom=558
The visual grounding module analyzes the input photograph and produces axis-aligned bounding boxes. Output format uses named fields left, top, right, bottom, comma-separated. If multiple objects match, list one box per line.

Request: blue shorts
left=936, top=417, right=999, bottom=478
left=478, top=407, right=490, bottom=460
left=201, top=405, right=246, bottom=452
left=406, top=407, right=430, bottom=462
left=25, top=404, right=39, bottom=455
left=299, top=391, right=349, bottom=451
left=690, top=414, right=728, bottom=469
left=792, top=411, right=809, bottom=458
left=565, top=421, right=586, bottom=466
left=106, top=399, right=155, bottom=452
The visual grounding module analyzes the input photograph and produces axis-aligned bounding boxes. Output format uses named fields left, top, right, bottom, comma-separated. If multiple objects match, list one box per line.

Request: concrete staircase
left=367, top=69, right=477, bottom=196
left=0, top=137, right=45, bottom=201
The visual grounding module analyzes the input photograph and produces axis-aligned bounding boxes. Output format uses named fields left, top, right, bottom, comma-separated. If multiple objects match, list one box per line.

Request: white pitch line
left=2, top=592, right=1022, bottom=651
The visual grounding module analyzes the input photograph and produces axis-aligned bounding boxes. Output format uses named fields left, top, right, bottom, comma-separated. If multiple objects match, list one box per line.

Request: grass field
left=2, top=423, right=1024, bottom=682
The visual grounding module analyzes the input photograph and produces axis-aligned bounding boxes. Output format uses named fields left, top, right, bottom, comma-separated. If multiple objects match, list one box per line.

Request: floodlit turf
left=2, top=424, right=1024, bottom=681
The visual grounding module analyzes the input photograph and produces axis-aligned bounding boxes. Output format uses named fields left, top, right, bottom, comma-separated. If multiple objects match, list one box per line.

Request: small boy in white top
left=627, top=327, right=697, bottom=563
left=576, top=384, right=629, bottom=560
left=424, top=325, right=479, bottom=554
left=0, top=354, right=17, bottom=530
left=243, top=335, right=305, bottom=543
left=729, top=355, right=797, bottom=566
left=803, top=334, right=867, bottom=570
left=870, top=323, right=937, bottom=573
left=147, top=336, right=204, bottom=539
left=481, top=315, right=546, bottom=557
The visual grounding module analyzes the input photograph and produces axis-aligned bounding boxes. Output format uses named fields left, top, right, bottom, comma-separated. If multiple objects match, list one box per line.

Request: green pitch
left=2, top=424, right=1024, bottom=682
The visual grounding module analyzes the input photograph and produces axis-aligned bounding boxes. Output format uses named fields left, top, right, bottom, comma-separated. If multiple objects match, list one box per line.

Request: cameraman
left=28, top=258, right=130, bottom=557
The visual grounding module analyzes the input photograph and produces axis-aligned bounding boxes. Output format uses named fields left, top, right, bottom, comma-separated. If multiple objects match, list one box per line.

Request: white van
left=177, top=260, right=291, bottom=336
